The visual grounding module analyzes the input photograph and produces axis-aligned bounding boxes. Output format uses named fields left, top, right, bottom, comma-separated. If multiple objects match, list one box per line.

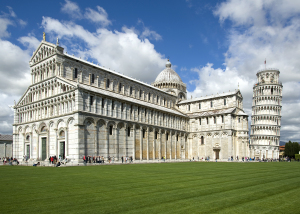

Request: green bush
left=295, top=154, right=300, bottom=161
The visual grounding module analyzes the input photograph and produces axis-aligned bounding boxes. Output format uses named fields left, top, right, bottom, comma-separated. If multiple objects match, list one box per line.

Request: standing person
left=112, top=156, right=115, bottom=163
left=121, top=156, right=123, bottom=163
left=83, top=155, right=86, bottom=164
left=130, top=156, right=133, bottom=163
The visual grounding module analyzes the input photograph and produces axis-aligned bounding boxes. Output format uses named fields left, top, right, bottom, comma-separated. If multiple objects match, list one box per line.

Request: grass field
left=1, top=162, right=300, bottom=214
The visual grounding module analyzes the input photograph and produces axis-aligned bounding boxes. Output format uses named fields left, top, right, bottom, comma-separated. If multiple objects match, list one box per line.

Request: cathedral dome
left=154, top=60, right=183, bottom=84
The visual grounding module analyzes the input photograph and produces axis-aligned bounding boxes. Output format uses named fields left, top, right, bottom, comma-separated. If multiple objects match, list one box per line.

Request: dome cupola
left=152, top=59, right=187, bottom=101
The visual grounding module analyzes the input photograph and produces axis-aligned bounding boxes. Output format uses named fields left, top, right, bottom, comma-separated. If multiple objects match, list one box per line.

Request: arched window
left=224, top=99, right=226, bottom=105
left=109, top=125, right=113, bottom=135
left=102, top=98, right=105, bottom=108
left=119, top=83, right=122, bottom=92
left=41, top=126, right=47, bottom=132
left=127, top=128, right=131, bottom=137
left=106, top=79, right=110, bottom=89
left=130, top=87, right=133, bottom=95
left=91, top=74, right=95, bottom=84
left=211, top=101, right=213, bottom=108
left=90, top=96, right=93, bottom=106
left=59, top=130, right=65, bottom=138
left=74, top=68, right=78, bottom=78
left=142, top=129, right=146, bottom=138
left=201, top=136, right=204, bottom=145
left=26, top=135, right=30, bottom=141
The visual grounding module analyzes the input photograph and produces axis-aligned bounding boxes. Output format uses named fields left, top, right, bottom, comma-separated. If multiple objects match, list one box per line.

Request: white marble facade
left=13, top=39, right=250, bottom=163
left=250, top=69, right=282, bottom=159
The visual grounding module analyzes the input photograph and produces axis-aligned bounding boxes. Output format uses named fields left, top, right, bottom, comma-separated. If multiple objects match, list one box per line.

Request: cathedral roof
left=153, top=60, right=183, bottom=84
left=188, top=107, right=237, bottom=118
left=179, top=90, right=241, bottom=104
left=0, top=134, right=13, bottom=141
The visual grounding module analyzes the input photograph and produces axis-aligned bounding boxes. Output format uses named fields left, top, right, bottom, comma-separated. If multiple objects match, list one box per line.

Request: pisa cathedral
left=13, top=37, right=252, bottom=163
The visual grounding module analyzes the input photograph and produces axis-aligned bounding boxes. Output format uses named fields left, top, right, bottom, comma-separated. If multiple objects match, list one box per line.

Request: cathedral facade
left=13, top=38, right=249, bottom=163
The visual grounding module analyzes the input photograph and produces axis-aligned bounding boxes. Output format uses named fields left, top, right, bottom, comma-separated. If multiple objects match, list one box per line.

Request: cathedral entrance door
left=215, top=149, right=220, bottom=160
left=213, top=147, right=220, bottom=160
left=41, top=138, right=47, bottom=160
left=60, top=142, right=65, bottom=159
left=26, top=145, right=30, bottom=159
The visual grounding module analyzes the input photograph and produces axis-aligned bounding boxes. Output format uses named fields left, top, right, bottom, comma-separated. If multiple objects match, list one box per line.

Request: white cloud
left=84, top=6, right=111, bottom=26
left=0, top=18, right=13, bottom=38
left=7, top=6, right=16, bottom=18
left=41, top=16, right=166, bottom=83
left=18, top=19, right=27, bottom=27
left=0, top=39, right=32, bottom=134
left=214, top=0, right=266, bottom=26
left=18, top=35, right=40, bottom=50
left=61, top=0, right=82, bottom=19
left=188, top=0, right=300, bottom=142
left=0, top=39, right=31, bottom=95
left=140, top=27, right=162, bottom=41
left=138, top=19, right=162, bottom=41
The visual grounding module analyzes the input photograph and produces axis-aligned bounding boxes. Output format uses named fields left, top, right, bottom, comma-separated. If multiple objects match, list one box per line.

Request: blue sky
left=0, top=0, right=299, bottom=142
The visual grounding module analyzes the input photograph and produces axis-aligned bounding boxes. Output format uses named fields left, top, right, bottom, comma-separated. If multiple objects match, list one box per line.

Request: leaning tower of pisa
left=250, top=68, right=283, bottom=160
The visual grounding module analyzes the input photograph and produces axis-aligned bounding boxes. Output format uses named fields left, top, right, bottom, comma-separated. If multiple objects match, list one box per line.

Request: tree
left=284, top=141, right=300, bottom=158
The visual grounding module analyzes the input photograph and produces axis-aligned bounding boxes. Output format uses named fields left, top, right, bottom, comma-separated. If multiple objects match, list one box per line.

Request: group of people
left=1, top=157, right=19, bottom=165
left=83, top=156, right=105, bottom=164
left=82, top=156, right=135, bottom=164
left=121, top=156, right=133, bottom=163
left=49, top=156, right=58, bottom=164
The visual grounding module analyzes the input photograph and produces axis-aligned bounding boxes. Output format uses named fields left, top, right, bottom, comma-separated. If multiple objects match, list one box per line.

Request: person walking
left=83, top=155, right=86, bottom=165
left=121, top=156, right=124, bottom=163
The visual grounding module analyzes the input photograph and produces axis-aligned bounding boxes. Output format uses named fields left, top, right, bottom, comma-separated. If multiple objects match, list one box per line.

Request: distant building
left=0, top=134, right=13, bottom=158
left=279, top=145, right=285, bottom=158
left=12, top=36, right=249, bottom=163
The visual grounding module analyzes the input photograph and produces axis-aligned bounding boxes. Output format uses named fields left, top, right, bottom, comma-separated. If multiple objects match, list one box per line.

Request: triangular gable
left=55, top=76, right=77, bottom=88
left=15, top=76, right=77, bottom=107
left=15, top=87, right=31, bottom=107
left=30, top=40, right=57, bottom=63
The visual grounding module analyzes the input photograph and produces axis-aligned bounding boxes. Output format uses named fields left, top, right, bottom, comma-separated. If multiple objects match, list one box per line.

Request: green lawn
left=1, top=162, right=299, bottom=214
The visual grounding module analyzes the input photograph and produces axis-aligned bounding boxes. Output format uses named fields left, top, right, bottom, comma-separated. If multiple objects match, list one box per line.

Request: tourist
left=121, top=156, right=123, bottom=163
